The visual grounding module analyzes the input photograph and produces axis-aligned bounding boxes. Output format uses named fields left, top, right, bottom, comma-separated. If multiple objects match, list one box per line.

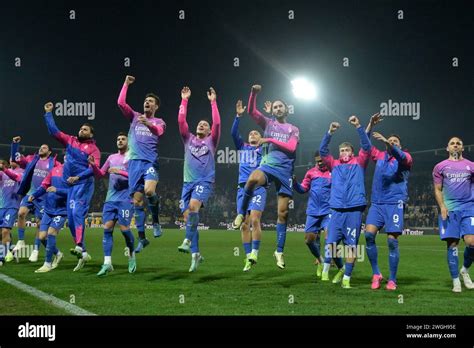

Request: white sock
left=104, top=256, right=112, bottom=264
left=343, top=275, right=351, bottom=281
left=44, top=262, right=52, bottom=268
left=453, top=277, right=461, bottom=285
left=460, top=266, right=468, bottom=273
left=82, top=251, right=88, bottom=258
left=323, top=263, right=330, bottom=273
left=251, top=249, right=259, bottom=256
left=246, top=253, right=251, bottom=258
left=192, top=252, right=200, bottom=258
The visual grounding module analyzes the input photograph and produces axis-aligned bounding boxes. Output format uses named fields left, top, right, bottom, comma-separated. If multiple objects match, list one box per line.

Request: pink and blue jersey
left=370, top=146, right=413, bottom=204
left=118, top=83, right=166, bottom=162
left=320, top=127, right=371, bottom=209
left=0, top=168, right=23, bottom=209
left=32, top=164, right=68, bottom=216
left=44, top=112, right=101, bottom=184
left=294, top=167, right=331, bottom=216
left=247, top=92, right=299, bottom=177
left=433, top=159, right=474, bottom=212
left=178, top=98, right=221, bottom=183
left=231, top=116, right=263, bottom=184
left=92, top=152, right=129, bottom=202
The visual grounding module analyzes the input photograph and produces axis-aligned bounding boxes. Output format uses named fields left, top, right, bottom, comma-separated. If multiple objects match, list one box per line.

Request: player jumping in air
left=433, top=136, right=474, bottom=292
left=364, top=114, right=413, bottom=290
left=29, top=160, right=68, bottom=273
left=117, top=75, right=166, bottom=253
left=293, top=151, right=337, bottom=278
left=90, top=132, right=137, bottom=276
left=232, top=100, right=266, bottom=272
left=43, top=102, right=101, bottom=271
left=11, top=136, right=59, bottom=262
left=0, top=160, right=23, bottom=265
left=319, top=116, right=372, bottom=288
left=177, top=86, right=221, bottom=272
left=233, top=84, right=300, bottom=269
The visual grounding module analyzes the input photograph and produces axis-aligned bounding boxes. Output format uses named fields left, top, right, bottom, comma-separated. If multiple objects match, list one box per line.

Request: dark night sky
left=1, top=0, right=473, bottom=174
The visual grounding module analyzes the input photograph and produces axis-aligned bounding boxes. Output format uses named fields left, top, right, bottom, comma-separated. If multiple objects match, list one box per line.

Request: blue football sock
left=306, top=238, right=321, bottom=259
left=238, top=187, right=254, bottom=215
left=365, top=232, right=380, bottom=275
left=45, top=235, right=56, bottom=263
left=388, top=238, right=400, bottom=282
left=276, top=223, right=287, bottom=253
left=147, top=194, right=160, bottom=225
left=243, top=242, right=252, bottom=255
left=134, top=205, right=146, bottom=239
left=344, top=262, right=355, bottom=277
left=185, top=212, right=199, bottom=241
left=121, top=229, right=135, bottom=255
left=34, top=237, right=41, bottom=251
left=463, top=245, right=474, bottom=269
left=447, top=246, right=459, bottom=279
left=252, top=240, right=261, bottom=251
left=18, top=227, right=25, bottom=240
left=103, top=229, right=113, bottom=257
left=41, top=239, right=47, bottom=248
left=335, top=257, right=344, bottom=269
left=190, top=230, right=200, bottom=253
left=314, top=234, right=321, bottom=257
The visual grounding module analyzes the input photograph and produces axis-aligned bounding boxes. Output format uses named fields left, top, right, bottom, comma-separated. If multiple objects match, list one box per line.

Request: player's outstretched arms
left=178, top=86, right=191, bottom=141
left=231, top=100, right=245, bottom=149
left=208, top=87, right=221, bottom=147
left=43, top=102, right=71, bottom=146
left=118, top=75, right=136, bottom=120
left=350, top=116, right=372, bottom=153
left=365, top=112, right=383, bottom=135
left=247, top=84, right=268, bottom=130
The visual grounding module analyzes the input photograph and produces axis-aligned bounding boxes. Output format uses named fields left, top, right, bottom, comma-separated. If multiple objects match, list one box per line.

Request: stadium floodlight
left=291, top=78, right=317, bottom=100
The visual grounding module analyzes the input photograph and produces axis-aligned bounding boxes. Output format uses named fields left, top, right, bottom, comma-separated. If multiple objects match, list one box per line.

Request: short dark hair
left=41, top=144, right=52, bottom=152
left=145, top=93, right=161, bottom=107
left=199, top=119, right=211, bottom=127
left=388, top=134, right=402, bottom=142
left=117, top=132, right=128, bottom=138
left=448, top=136, right=463, bottom=144
left=0, top=159, right=9, bottom=167
left=314, top=150, right=321, bottom=158
left=82, top=123, right=94, bottom=135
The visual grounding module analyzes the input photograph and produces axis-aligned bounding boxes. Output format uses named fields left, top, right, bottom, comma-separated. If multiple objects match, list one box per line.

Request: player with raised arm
left=117, top=75, right=166, bottom=253
left=0, top=160, right=23, bottom=264
left=29, top=160, right=68, bottom=273
left=231, top=100, right=266, bottom=272
left=176, top=86, right=221, bottom=272
left=11, top=136, right=59, bottom=262
left=232, top=85, right=300, bottom=269
left=90, top=132, right=137, bottom=276
left=319, top=116, right=372, bottom=288
left=363, top=113, right=413, bottom=290
left=293, top=151, right=337, bottom=278
left=43, top=102, right=101, bottom=271
left=433, top=137, right=474, bottom=292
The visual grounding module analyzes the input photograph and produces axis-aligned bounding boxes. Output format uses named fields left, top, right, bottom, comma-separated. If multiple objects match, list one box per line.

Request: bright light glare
left=291, top=78, right=317, bottom=100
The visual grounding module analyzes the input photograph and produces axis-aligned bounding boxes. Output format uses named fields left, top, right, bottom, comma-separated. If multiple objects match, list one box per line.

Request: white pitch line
left=0, top=273, right=96, bottom=316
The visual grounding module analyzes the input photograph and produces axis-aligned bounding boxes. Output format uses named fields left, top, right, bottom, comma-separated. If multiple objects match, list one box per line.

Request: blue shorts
left=236, top=185, right=267, bottom=213
left=326, top=207, right=364, bottom=247
left=0, top=208, right=18, bottom=229
left=438, top=210, right=474, bottom=240
left=258, top=164, right=293, bottom=197
left=103, top=201, right=134, bottom=226
left=128, top=159, right=159, bottom=195
left=180, top=181, right=214, bottom=213
left=305, top=214, right=330, bottom=233
left=366, top=203, right=404, bottom=233
left=40, top=213, right=66, bottom=232
left=20, top=196, right=44, bottom=219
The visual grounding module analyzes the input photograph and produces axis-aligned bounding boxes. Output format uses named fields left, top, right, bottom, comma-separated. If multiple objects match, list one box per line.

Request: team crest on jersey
left=467, top=165, right=471, bottom=171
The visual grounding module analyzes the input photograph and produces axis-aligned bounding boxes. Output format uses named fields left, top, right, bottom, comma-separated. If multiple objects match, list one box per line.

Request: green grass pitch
left=1, top=227, right=473, bottom=315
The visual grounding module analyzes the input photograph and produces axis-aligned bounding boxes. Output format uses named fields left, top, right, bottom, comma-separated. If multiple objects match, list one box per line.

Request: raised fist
left=44, top=102, right=54, bottom=113
left=125, top=75, right=135, bottom=85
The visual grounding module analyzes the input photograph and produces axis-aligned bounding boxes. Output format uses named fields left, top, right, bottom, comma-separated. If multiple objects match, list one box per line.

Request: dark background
left=1, top=0, right=473, bottom=223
